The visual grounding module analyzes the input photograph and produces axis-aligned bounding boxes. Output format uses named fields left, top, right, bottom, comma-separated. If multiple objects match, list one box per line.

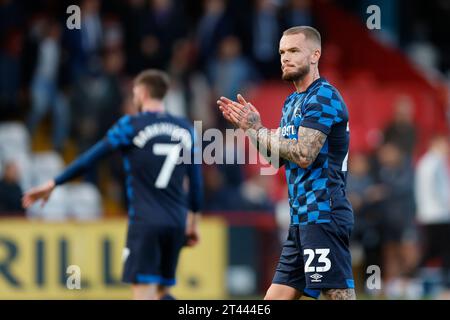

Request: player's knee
left=157, top=285, right=174, bottom=300
left=264, top=289, right=275, bottom=300
left=132, top=284, right=158, bottom=300
left=264, top=291, right=278, bottom=300
left=264, top=285, right=298, bottom=300
left=321, top=288, right=356, bottom=300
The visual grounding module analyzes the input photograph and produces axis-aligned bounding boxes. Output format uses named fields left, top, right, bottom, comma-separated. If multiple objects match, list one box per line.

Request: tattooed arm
left=217, top=95, right=326, bottom=169
left=246, top=127, right=286, bottom=168
left=251, top=126, right=326, bottom=169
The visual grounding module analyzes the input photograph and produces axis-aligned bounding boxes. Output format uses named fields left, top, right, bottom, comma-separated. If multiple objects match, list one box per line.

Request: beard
left=281, top=64, right=310, bottom=81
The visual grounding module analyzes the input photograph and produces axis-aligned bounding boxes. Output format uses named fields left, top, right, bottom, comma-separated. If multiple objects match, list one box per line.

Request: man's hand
left=22, top=180, right=56, bottom=209
left=217, top=94, right=263, bottom=131
left=185, top=212, right=200, bottom=247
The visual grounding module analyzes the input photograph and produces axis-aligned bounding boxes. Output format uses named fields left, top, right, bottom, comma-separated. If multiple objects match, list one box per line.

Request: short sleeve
left=300, top=86, right=344, bottom=135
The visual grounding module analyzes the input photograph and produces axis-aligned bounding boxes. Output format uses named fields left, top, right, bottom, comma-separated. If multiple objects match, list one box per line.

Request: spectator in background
left=415, top=135, right=450, bottom=298
left=122, top=0, right=150, bottom=74
left=207, top=35, right=259, bottom=104
left=0, top=161, right=24, bottom=215
left=406, top=22, right=440, bottom=81
left=26, top=20, right=69, bottom=152
left=144, top=0, right=188, bottom=68
left=0, top=0, right=24, bottom=44
left=81, top=0, right=103, bottom=55
left=0, top=0, right=24, bottom=109
left=203, top=164, right=274, bottom=213
left=0, top=29, right=23, bottom=118
left=239, top=174, right=275, bottom=212
left=203, top=164, right=243, bottom=211
left=166, top=37, right=217, bottom=128
left=383, top=95, right=416, bottom=159
left=71, top=49, right=124, bottom=150
left=196, top=0, right=231, bottom=68
left=250, top=0, right=282, bottom=78
left=125, top=0, right=187, bottom=72
left=70, top=49, right=124, bottom=183
left=375, top=143, right=420, bottom=299
left=282, top=0, right=313, bottom=29
left=103, top=15, right=124, bottom=52
left=359, top=0, right=399, bottom=46
left=64, top=0, right=103, bottom=81
left=347, top=153, right=385, bottom=276
left=165, top=39, right=196, bottom=118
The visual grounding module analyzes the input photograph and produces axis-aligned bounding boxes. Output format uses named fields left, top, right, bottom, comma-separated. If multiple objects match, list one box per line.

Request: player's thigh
left=270, top=225, right=318, bottom=299
left=299, top=211, right=355, bottom=292
left=159, top=227, right=186, bottom=282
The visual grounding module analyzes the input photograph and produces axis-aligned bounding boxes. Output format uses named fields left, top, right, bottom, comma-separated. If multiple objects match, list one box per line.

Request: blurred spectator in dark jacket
left=165, top=38, right=195, bottom=118
left=122, top=0, right=150, bottom=74
left=0, top=29, right=23, bottom=118
left=122, top=0, right=187, bottom=73
left=0, top=161, right=24, bottom=215
left=375, top=143, right=420, bottom=298
left=207, top=35, right=259, bottom=103
left=203, top=163, right=273, bottom=213
left=27, top=20, right=69, bottom=152
left=383, top=95, right=416, bottom=158
left=71, top=49, right=124, bottom=150
left=196, top=0, right=232, bottom=69
left=203, top=164, right=243, bottom=212
left=0, top=0, right=24, bottom=44
left=0, top=0, right=24, bottom=112
left=63, top=0, right=103, bottom=81
left=70, top=49, right=124, bottom=183
left=145, top=0, right=188, bottom=67
left=347, top=153, right=385, bottom=272
left=282, top=0, right=313, bottom=29
left=249, top=0, right=283, bottom=78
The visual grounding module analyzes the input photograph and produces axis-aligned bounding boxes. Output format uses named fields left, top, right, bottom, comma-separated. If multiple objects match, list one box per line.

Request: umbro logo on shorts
left=310, top=273, right=323, bottom=282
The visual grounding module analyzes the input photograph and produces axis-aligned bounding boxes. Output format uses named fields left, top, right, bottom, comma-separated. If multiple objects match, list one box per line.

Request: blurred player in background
left=22, top=69, right=203, bottom=300
left=218, top=26, right=355, bottom=300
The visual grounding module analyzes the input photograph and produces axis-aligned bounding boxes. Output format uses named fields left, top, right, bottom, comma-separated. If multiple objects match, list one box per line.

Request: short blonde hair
left=283, top=26, right=321, bottom=48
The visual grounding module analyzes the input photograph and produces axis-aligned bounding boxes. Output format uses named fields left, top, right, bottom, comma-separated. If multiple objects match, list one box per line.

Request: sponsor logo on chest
left=281, top=124, right=296, bottom=137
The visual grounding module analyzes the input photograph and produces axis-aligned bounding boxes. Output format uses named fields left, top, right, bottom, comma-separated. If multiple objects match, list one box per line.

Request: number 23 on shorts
left=304, top=248, right=331, bottom=273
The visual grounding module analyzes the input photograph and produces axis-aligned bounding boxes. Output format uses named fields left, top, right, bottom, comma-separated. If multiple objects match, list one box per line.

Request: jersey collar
left=296, top=77, right=326, bottom=94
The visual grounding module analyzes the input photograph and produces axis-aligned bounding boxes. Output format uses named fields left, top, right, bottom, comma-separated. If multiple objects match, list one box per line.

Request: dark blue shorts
left=272, top=210, right=355, bottom=298
left=122, top=223, right=186, bottom=286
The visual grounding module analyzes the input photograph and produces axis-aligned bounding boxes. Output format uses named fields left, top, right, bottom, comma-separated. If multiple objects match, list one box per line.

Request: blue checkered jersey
left=279, top=78, right=352, bottom=225
left=55, top=111, right=203, bottom=227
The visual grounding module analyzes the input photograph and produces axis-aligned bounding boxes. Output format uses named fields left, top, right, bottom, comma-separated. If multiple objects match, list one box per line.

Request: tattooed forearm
left=321, top=289, right=356, bottom=300
left=248, top=126, right=326, bottom=168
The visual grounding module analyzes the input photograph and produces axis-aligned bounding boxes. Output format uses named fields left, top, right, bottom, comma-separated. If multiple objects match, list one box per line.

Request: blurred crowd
left=0, top=0, right=321, bottom=219
left=347, top=99, right=450, bottom=299
left=0, top=0, right=449, bottom=299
